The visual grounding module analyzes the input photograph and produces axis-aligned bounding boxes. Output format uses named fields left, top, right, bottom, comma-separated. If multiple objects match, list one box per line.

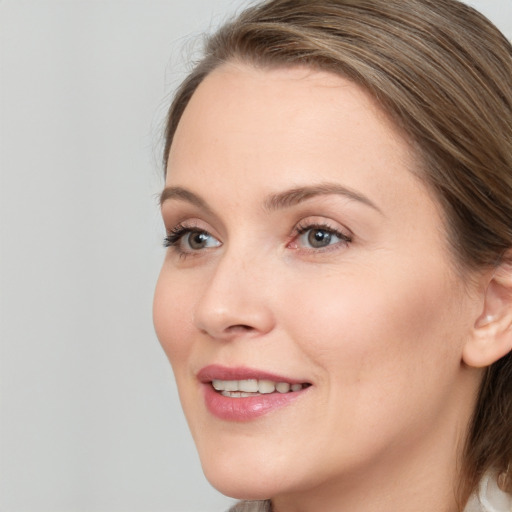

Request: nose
left=193, top=251, right=276, bottom=341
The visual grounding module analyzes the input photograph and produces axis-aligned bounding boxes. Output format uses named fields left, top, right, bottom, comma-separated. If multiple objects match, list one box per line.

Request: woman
left=153, top=1, right=512, bottom=510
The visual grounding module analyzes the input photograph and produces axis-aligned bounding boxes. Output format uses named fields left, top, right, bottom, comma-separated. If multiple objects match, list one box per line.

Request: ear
left=463, top=258, right=512, bottom=368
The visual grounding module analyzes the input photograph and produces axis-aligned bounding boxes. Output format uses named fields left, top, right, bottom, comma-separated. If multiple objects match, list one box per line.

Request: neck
left=271, top=452, right=461, bottom=512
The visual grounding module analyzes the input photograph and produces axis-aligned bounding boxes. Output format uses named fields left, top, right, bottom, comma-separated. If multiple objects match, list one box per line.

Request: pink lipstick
left=197, top=365, right=311, bottom=421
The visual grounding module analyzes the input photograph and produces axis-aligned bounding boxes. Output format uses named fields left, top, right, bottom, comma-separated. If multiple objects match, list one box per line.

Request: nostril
left=226, top=324, right=254, bottom=333
left=199, top=322, right=260, bottom=341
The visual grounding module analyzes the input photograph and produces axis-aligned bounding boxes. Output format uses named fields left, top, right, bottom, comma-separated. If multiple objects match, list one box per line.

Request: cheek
left=153, top=267, right=196, bottom=371
left=270, top=263, right=470, bottom=468
left=282, top=262, right=467, bottom=398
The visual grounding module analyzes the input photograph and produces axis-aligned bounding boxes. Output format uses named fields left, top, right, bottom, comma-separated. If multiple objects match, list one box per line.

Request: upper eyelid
left=294, top=217, right=353, bottom=236
left=161, top=205, right=228, bottom=239
left=165, top=216, right=353, bottom=244
left=160, top=196, right=225, bottom=234
left=167, top=219, right=203, bottom=230
left=165, top=218, right=216, bottom=236
left=296, top=225, right=351, bottom=240
left=161, top=190, right=362, bottom=235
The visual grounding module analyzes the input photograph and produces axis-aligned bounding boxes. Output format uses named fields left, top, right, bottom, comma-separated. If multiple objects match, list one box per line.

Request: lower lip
left=202, top=383, right=308, bottom=421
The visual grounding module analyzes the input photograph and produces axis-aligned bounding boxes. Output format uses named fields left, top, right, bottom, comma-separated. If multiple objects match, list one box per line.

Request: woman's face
left=154, top=64, right=482, bottom=503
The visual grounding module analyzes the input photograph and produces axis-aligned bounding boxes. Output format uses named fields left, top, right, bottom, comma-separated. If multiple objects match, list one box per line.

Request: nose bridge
left=193, top=241, right=275, bottom=339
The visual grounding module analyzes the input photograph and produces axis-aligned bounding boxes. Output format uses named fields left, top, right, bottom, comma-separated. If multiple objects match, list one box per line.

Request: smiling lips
left=198, top=365, right=311, bottom=421
left=212, top=378, right=308, bottom=397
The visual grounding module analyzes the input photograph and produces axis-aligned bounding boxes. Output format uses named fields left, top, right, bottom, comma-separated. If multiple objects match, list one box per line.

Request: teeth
left=224, top=380, right=238, bottom=391
left=258, top=380, right=275, bottom=394
left=240, top=379, right=259, bottom=392
left=212, top=380, right=224, bottom=391
left=211, top=379, right=307, bottom=394
left=276, top=382, right=291, bottom=393
left=220, top=391, right=257, bottom=398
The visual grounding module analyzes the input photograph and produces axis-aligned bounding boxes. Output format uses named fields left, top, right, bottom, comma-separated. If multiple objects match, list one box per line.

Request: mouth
left=197, top=365, right=312, bottom=420
left=211, top=378, right=311, bottom=397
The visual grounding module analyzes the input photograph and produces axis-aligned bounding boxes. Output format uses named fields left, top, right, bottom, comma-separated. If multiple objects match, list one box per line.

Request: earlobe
left=463, top=259, right=512, bottom=368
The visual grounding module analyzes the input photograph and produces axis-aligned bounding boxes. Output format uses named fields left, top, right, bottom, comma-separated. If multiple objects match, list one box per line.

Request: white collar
left=464, top=473, right=512, bottom=512
left=230, top=474, right=512, bottom=512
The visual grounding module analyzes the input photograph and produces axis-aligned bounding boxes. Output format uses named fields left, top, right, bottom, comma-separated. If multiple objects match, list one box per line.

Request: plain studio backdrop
left=0, top=1, right=511, bottom=511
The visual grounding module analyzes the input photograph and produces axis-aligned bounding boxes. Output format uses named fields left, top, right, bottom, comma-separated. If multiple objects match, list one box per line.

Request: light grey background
left=0, top=1, right=510, bottom=511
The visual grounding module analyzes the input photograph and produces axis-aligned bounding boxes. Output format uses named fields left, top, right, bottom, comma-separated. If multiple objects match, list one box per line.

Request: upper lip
left=197, top=364, right=309, bottom=384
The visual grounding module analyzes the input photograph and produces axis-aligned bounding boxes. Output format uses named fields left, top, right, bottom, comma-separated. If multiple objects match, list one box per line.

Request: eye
left=293, top=222, right=352, bottom=250
left=299, top=227, right=343, bottom=248
left=183, top=230, right=220, bottom=250
left=164, top=225, right=221, bottom=254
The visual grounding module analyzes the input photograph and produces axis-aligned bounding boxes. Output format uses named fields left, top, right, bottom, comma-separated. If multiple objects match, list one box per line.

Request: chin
left=205, top=471, right=274, bottom=501
left=198, top=445, right=292, bottom=500
left=203, top=464, right=283, bottom=500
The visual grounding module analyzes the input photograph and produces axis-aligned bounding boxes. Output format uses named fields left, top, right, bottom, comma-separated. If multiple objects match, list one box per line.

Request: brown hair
left=163, top=0, right=512, bottom=506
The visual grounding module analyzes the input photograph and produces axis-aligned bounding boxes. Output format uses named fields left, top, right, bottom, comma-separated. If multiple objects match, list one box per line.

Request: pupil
left=190, top=231, right=208, bottom=249
left=308, top=229, right=331, bottom=248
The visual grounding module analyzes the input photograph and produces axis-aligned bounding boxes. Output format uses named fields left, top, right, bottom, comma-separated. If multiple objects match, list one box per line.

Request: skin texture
left=153, top=64, right=487, bottom=512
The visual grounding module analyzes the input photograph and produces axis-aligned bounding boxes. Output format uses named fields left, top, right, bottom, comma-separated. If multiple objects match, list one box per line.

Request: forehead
left=166, top=63, right=428, bottom=217
left=171, top=63, right=405, bottom=153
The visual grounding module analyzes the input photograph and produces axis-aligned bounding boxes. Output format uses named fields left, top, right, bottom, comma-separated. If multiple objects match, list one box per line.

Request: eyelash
left=163, top=221, right=352, bottom=257
left=163, top=223, right=209, bottom=252
left=163, top=224, right=194, bottom=247
left=293, top=221, right=352, bottom=250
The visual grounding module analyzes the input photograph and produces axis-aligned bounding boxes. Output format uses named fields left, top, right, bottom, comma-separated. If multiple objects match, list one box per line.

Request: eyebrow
left=160, top=186, right=214, bottom=215
left=160, top=183, right=382, bottom=215
left=263, top=183, right=382, bottom=214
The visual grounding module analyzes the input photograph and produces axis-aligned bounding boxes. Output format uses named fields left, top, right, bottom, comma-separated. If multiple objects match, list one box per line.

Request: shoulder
left=228, top=500, right=271, bottom=512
